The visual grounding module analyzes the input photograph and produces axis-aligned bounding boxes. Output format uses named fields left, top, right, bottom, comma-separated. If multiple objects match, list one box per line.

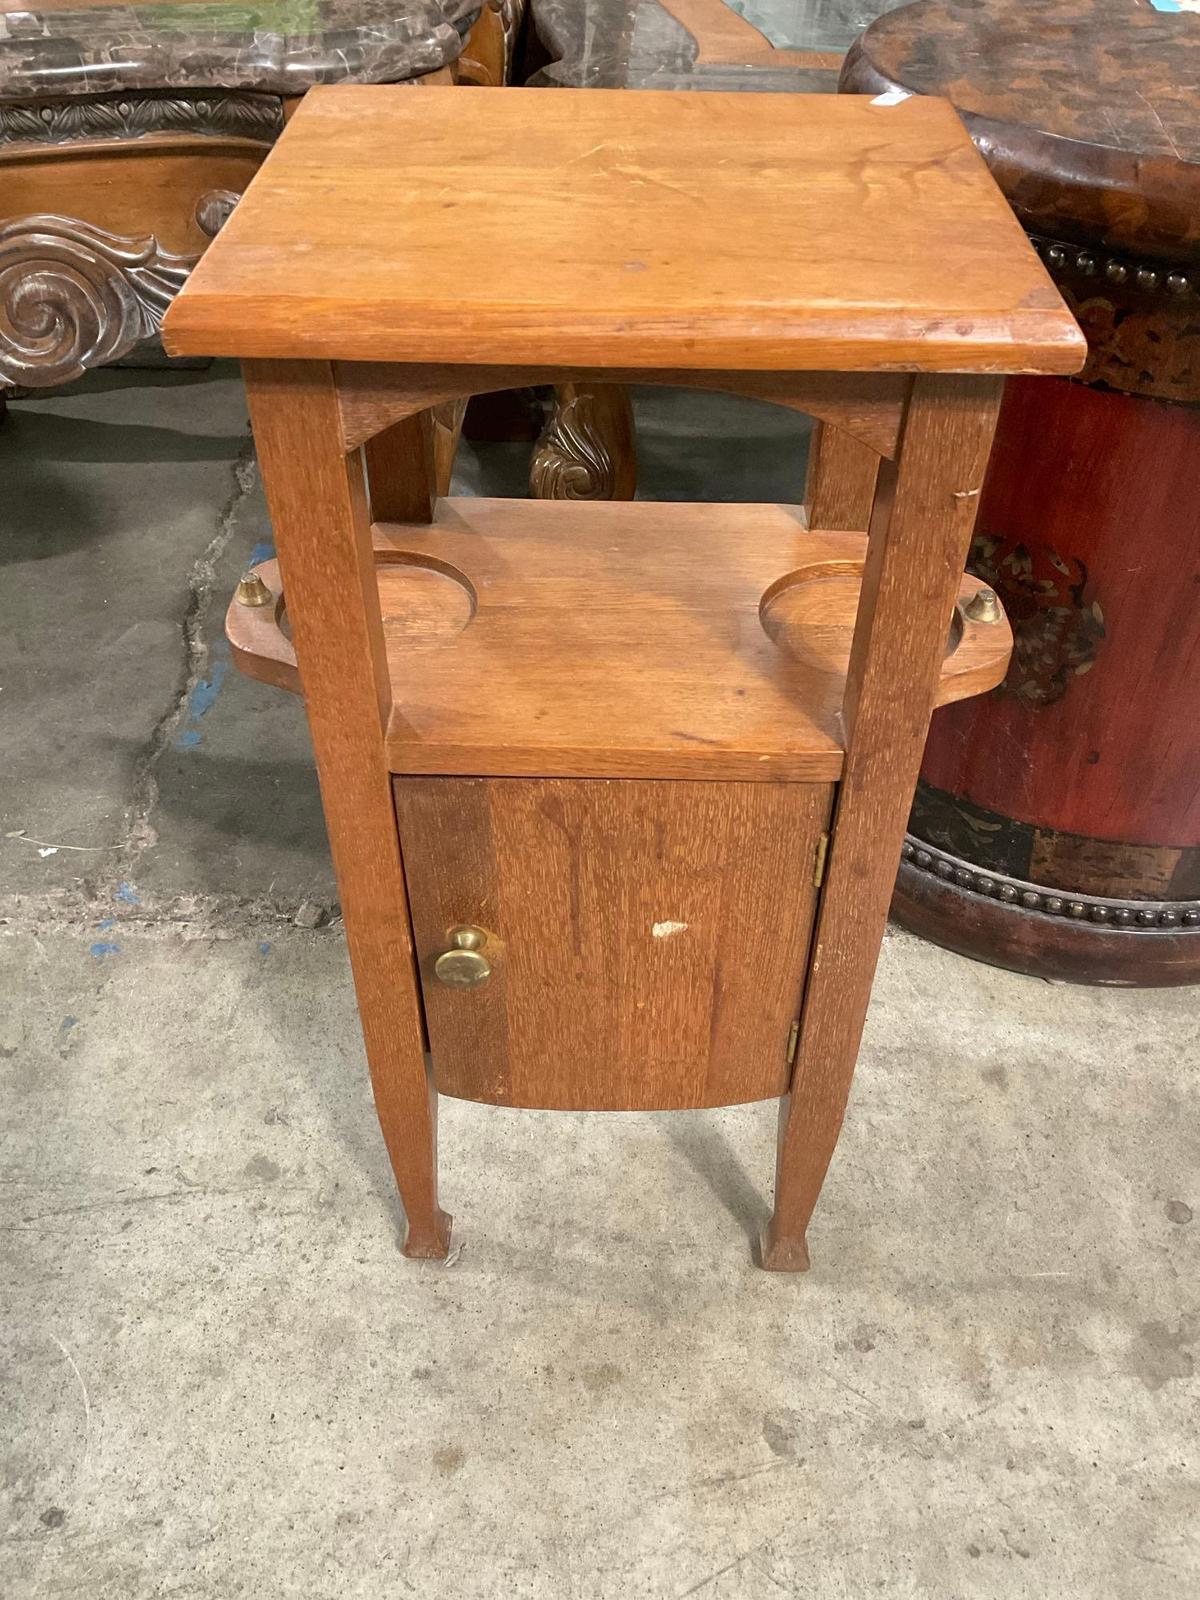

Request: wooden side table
left=163, top=86, right=1081, bottom=1268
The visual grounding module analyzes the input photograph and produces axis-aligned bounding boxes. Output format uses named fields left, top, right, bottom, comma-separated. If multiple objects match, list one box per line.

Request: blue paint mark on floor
left=96, top=917, right=115, bottom=931
left=115, top=881, right=141, bottom=905
left=188, top=657, right=228, bottom=720
left=90, top=941, right=120, bottom=959
left=259, top=941, right=272, bottom=956
left=60, top=1016, right=77, bottom=1033
left=249, top=541, right=276, bottom=566
left=175, top=641, right=231, bottom=749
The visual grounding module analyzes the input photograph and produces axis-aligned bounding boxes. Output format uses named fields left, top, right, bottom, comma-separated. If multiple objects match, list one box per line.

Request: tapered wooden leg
left=244, top=359, right=451, bottom=1260
left=806, top=420, right=880, bottom=530
left=762, top=375, right=1005, bottom=1271
left=431, top=398, right=467, bottom=495
left=530, top=381, right=637, bottom=499
left=364, top=410, right=436, bottom=522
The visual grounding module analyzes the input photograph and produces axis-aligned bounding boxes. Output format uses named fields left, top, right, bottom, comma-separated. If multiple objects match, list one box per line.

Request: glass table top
left=729, top=0, right=885, bottom=51
left=527, top=0, right=909, bottom=90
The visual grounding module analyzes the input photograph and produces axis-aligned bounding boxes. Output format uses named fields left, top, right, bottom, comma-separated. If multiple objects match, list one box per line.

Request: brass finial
left=963, top=587, right=1002, bottom=625
left=235, top=571, right=273, bottom=608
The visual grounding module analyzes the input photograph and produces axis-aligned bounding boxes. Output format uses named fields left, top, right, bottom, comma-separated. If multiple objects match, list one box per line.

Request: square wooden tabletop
left=163, top=86, right=1085, bottom=374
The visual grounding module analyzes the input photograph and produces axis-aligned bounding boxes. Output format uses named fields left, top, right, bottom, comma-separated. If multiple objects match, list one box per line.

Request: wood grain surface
left=360, top=496, right=1012, bottom=781
left=364, top=412, right=436, bottom=524
left=805, top=422, right=881, bottom=531
left=224, top=497, right=1013, bottom=761
left=163, top=87, right=1084, bottom=374
left=395, top=776, right=832, bottom=1110
left=1, top=143, right=264, bottom=261
left=334, top=363, right=909, bottom=457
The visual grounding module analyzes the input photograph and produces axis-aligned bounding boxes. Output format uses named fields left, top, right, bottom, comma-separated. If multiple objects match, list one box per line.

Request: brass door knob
left=433, top=926, right=491, bottom=988
left=963, top=586, right=1003, bottom=624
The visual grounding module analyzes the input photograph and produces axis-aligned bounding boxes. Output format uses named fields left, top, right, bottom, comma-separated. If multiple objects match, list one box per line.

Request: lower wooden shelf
left=227, top=496, right=1012, bottom=780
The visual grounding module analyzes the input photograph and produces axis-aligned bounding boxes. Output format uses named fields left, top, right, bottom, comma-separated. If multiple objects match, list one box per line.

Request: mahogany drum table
left=843, top=0, right=1200, bottom=986
left=162, top=87, right=1080, bottom=1266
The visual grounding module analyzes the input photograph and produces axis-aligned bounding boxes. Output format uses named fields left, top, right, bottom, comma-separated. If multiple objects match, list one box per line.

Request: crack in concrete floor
left=121, top=435, right=258, bottom=863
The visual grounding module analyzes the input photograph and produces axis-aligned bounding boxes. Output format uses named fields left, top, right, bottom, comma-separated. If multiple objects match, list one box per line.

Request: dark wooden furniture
left=0, top=0, right=521, bottom=398
left=163, top=86, right=1078, bottom=1266
left=840, top=0, right=1200, bottom=986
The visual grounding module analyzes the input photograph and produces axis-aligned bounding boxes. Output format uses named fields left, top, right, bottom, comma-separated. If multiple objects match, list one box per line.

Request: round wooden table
left=843, top=0, right=1200, bottom=986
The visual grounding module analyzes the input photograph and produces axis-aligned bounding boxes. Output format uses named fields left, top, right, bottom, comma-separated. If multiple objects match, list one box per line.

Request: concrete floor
left=2, top=368, right=1197, bottom=1598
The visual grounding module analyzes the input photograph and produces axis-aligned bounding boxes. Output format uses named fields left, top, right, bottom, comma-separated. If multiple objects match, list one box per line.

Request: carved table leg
left=530, top=381, right=637, bottom=499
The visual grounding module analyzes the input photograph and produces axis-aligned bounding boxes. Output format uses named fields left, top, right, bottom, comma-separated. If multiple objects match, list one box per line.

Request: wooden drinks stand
left=163, top=87, right=1081, bottom=1268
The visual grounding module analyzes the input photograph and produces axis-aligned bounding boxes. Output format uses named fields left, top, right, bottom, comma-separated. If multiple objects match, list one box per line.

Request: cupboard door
left=395, top=777, right=832, bottom=1111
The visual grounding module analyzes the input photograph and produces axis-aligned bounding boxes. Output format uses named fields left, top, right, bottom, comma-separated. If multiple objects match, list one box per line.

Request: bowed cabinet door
left=394, top=776, right=833, bottom=1112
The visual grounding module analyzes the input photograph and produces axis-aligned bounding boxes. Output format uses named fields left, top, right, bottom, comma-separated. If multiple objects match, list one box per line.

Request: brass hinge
left=786, top=1019, right=800, bottom=1065
left=813, top=831, right=830, bottom=889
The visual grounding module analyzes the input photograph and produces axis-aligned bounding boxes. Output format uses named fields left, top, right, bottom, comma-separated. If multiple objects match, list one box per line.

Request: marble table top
left=0, top=0, right=479, bottom=97
left=527, top=0, right=906, bottom=90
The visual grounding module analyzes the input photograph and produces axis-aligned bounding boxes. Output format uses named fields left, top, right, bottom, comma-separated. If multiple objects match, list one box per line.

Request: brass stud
left=1105, top=260, right=1128, bottom=284
left=235, top=571, right=273, bottom=608
left=963, top=587, right=1003, bottom=625
left=1166, top=272, right=1189, bottom=295
left=1135, top=267, right=1159, bottom=291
